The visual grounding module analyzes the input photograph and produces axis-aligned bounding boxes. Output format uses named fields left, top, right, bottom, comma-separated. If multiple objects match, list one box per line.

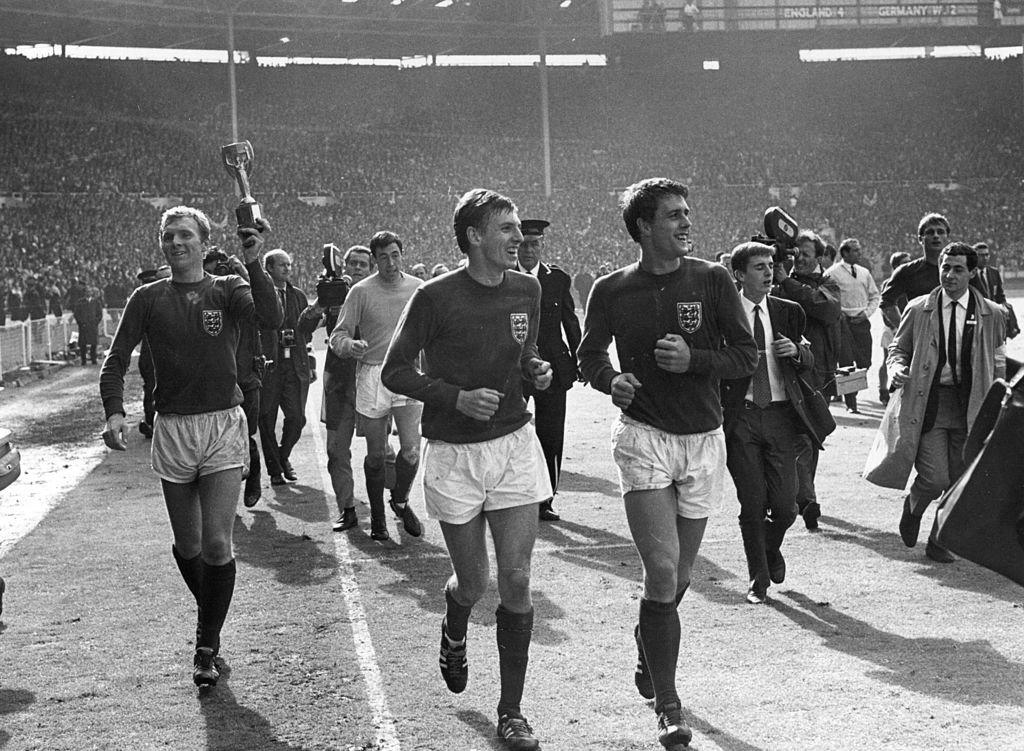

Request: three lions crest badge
left=202, top=310, right=223, bottom=337
left=676, top=302, right=702, bottom=333
left=510, top=313, right=529, bottom=344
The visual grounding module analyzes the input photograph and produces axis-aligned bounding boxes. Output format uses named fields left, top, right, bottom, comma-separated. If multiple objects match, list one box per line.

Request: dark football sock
left=443, top=585, right=473, bottom=642
left=496, top=605, right=534, bottom=719
left=391, top=454, right=419, bottom=506
left=638, top=598, right=681, bottom=713
left=364, top=458, right=387, bottom=528
left=197, top=559, right=236, bottom=653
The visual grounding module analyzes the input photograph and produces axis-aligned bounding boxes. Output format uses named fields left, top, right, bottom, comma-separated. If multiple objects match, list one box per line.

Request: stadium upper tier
left=1, top=55, right=1023, bottom=304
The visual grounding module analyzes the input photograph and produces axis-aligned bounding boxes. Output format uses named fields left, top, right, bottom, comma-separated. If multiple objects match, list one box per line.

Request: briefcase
left=935, top=375, right=1024, bottom=587
left=0, top=429, right=22, bottom=492
left=834, top=366, right=868, bottom=396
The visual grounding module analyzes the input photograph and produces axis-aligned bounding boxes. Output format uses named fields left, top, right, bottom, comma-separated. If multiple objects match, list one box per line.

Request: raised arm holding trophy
left=97, top=142, right=282, bottom=692
left=222, top=140, right=263, bottom=230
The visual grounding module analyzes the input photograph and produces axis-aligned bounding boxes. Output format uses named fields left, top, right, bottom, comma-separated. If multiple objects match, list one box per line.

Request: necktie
left=978, top=269, right=989, bottom=297
left=849, top=264, right=856, bottom=279
left=752, top=305, right=771, bottom=408
left=279, top=288, right=287, bottom=318
left=948, top=300, right=958, bottom=385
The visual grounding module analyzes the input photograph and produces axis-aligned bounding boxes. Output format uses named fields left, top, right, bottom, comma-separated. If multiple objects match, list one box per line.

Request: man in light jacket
left=863, top=242, right=1005, bottom=562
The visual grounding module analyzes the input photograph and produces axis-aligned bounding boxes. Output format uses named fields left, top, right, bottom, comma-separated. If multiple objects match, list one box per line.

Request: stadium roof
left=0, top=0, right=601, bottom=58
left=3, top=0, right=1020, bottom=64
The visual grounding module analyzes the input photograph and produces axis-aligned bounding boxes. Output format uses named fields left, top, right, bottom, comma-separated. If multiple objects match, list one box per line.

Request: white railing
left=0, top=308, right=122, bottom=380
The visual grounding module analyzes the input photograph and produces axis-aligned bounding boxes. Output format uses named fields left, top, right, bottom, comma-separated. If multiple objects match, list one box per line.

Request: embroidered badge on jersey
left=202, top=310, right=224, bottom=336
left=677, top=302, right=702, bottom=333
left=510, top=313, right=529, bottom=344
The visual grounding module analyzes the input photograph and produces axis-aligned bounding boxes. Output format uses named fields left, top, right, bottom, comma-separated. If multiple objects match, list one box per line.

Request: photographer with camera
left=99, top=206, right=282, bottom=688
left=309, top=243, right=370, bottom=532
left=771, top=229, right=843, bottom=531
left=258, top=248, right=321, bottom=487
left=203, top=247, right=268, bottom=508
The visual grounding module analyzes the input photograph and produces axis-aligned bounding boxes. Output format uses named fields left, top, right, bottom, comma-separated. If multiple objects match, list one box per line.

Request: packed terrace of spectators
left=2, top=54, right=1022, bottom=316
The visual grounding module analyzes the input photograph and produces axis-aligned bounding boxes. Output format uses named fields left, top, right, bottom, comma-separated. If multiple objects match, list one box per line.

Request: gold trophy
left=221, top=140, right=263, bottom=229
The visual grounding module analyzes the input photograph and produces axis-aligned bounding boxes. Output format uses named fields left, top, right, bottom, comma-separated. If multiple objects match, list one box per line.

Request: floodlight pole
left=538, top=25, right=552, bottom=198
left=227, top=14, right=239, bottom=143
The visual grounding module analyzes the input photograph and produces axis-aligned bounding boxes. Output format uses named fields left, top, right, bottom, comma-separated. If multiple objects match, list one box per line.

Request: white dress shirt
left=938, top=289, right=969, bottom=386
left=740, top=294, right=787, bottom=403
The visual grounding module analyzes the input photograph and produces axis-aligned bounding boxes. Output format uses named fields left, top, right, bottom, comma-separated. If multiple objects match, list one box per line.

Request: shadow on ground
left=262, top=483, right=330, bottom=524
left=233, top=511, right=338, bottom=587
left=774, top=589, right=1024, bottom=707
left=686, top=709, right=767, bottom=751
left=821, top=515, right=1024, bottom=603
left=455, top=708, right=505, bottom=750
left=200, top=680, right=314, bottom=751
left=558, top=470, right=620, bottom=498
left=0, top=688, right=36, bottom=749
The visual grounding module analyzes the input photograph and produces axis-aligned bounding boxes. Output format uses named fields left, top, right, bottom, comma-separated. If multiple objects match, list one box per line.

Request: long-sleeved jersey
left=100, top=261, right=282, bottom=418
left=381, top=267, right=542, bottom=444
left=578, top=258, right=757, bottom=435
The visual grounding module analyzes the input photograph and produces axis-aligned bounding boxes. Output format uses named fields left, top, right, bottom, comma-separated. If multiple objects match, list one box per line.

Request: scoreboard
left=606, top=0, right=1021, bottom=33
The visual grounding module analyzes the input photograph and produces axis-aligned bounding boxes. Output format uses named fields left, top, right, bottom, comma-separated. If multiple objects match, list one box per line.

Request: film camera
left=203, top=247, right=232, bottom=276
left=751, top=206, right=800, bottom=270
left=315, top=243, right=351, bottom=308
left=279, top=328, right=296, bottom=360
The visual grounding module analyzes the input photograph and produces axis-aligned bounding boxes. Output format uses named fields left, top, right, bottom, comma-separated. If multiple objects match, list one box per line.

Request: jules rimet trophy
left=221, top=140, right=263, bottom=229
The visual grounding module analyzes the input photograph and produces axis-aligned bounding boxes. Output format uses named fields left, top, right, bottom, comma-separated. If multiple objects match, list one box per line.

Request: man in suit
left=722, top=242, right=815, bottom=604
left=772, top=230, right=843, bottom=531
left=72, top=286, right=104, bottom=366
left=865, top=242, right=1006, bottom=562
left=972, top=243, right=1005, bottom=305
left=516, top=219, right=582, bottom=521
left=259, top=248, right=321, bottom=486
left=972, top=242, right=1018, bottom=339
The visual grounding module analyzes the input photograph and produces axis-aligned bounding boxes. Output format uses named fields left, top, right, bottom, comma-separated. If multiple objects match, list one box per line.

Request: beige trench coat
left=863, top=286, right=1006, bottom=490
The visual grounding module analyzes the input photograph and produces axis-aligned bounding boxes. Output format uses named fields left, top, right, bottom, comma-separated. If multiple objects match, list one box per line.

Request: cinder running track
left=2, top=323, right=1024, bottom=751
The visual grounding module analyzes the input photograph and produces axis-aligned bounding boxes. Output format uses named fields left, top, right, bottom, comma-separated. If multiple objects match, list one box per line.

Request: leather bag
left=795, top=375, right=836, bottom=450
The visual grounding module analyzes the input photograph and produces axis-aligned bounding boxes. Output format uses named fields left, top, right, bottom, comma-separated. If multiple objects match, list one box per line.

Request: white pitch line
left=311, top=415, right=401, bottom=751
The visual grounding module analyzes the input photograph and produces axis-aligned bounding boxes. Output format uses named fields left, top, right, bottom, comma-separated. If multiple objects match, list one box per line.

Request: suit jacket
left=720, top=296, right=821, bottom=443
left=971, top=266, right=1006, bottom=305
left=522, top=263, right=582, bottom=393
left=259, top=283, right=319, bottom=383
left=772, top=272, right=842, bottom=392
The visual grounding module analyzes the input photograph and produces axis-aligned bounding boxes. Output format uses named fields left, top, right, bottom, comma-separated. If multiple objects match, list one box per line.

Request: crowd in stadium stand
left=2, top=54, right=1023, bottom=320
